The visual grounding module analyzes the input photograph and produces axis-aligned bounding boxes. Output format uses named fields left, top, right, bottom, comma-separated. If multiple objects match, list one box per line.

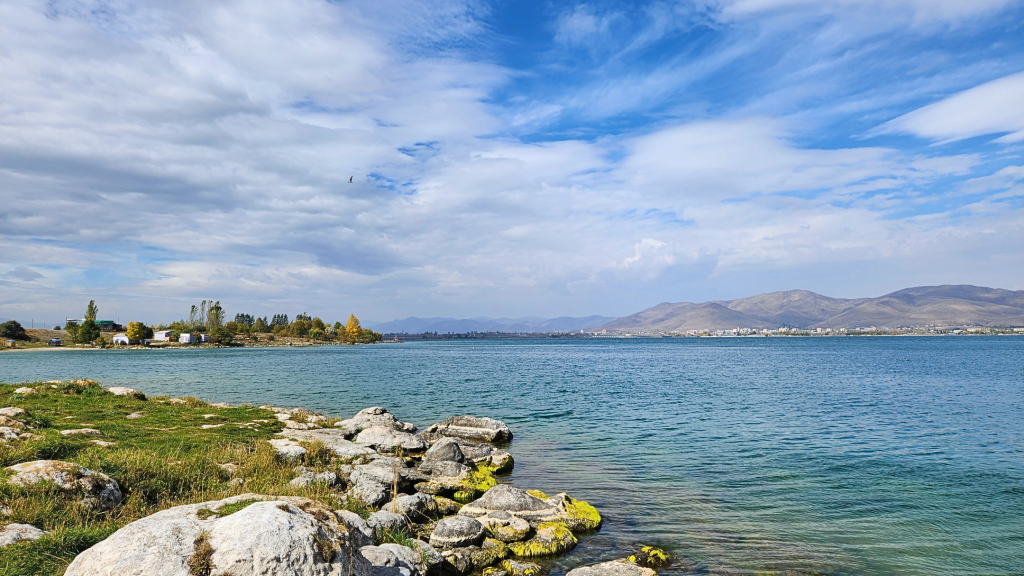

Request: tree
left=292, top=318, right=311, bottom=337
left=311, top=317, right=326, bottom=332
left=308, top=327, right=324, bottom=341
left=126, top=322, right=146, bottom=342
left=345, top=315, right=362, bottom=341
left=234, top=313, right=254, bottom=327
left=207, top=301, right=225, bottom=330
left=78, top=319, right=100, bottom=344
left=271, top=314, right=289, bottom=327
left=64, top=320, right=80, bottom=340
left=0, top=321, right=29, bottom=341
left=253, top=317, right=269, bottom=333
left=85, top=300, right=98, bottom=322
left=210, top=326, right=233, bottom=345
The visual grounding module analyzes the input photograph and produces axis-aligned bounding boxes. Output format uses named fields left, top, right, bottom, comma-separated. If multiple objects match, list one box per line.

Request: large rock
left=459, top=486, right=560, bottom=525
left=384, top=492, right=439, bottom=522
left=64, top=495, right=374, bottom=576
left=565, top=561, right=657, bottom=576
left=424, top=417, right=512, bottom=443
left=461, top=487, right=600, bottom=532
left=360, top=543, right=432, bottom=576
left=498, top=559, right=546, bottom=576
left=430, top=516, right=484, bottom=549
left=507, top=523, right=576, bottom=558
left=0, top=407, right=27, bottom=418
left=0, top=523, right=46, bottom=547
left=355, top=427, right=428, bottom=453
left=269, top=438, right=308, bottom=462
left=336, top=407, right=417, bottom=437
left=419, top=438, right=465, bottom=472
left=367, top=510, right=408, bottom=535
left=278, top=429, right=377, bottom=459
left=7, top=460, right=122, bottom=510
left=477, top=511, right=531, bottom=543
left=350, top=461, right=400, bottom=507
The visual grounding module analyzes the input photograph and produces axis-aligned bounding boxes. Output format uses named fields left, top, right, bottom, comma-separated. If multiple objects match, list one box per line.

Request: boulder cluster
left=261, top=406, right=608, bottom=576
left=1, top=386, right=669, bottom=576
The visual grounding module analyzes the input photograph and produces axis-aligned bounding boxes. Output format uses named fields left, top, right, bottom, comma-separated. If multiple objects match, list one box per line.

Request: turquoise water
left=2, top=337, right=1023, bottom=575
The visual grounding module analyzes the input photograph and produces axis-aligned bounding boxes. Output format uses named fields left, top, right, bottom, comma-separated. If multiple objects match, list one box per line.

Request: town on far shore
left=1, top=299, right=384, bottom=350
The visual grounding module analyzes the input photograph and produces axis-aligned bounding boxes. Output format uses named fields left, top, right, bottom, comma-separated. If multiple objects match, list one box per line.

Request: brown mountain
left=599, top=285, right=1024, bottom=332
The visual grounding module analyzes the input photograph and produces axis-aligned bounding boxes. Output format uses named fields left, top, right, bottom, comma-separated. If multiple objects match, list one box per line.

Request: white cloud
left=2, top=0, right=1023, bottom=321
left=878, top=71, right=1024, bottom=143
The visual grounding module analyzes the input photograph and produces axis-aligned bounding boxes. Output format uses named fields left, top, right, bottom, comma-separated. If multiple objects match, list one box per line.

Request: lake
left=1, top=337, right=1022, bottom=576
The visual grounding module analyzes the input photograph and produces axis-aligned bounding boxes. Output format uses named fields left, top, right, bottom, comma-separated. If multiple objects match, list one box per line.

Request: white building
left=179, top=333, right=196, bottom=344
left=153, top=330, right=174, bottom=341
left=112, top=334, right=137, bottom=345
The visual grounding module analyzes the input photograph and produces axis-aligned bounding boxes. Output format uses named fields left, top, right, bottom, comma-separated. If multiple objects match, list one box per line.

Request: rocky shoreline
left=0, top=381, right=670, bottom=576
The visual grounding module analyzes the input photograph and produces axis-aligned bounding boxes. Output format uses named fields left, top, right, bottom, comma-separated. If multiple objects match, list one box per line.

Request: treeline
left=55, top=300, right=382, bottom=346
left=225, top=312, right=382, bottom=343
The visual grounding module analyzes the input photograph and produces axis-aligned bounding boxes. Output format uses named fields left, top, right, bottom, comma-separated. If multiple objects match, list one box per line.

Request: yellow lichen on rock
left=508, top=522, right=577, bottom=558
left=525, top=489, right=549, bottom=499
left=628, top=545, right=671, bottom=568
left=556, top=494, right=602, bottom=532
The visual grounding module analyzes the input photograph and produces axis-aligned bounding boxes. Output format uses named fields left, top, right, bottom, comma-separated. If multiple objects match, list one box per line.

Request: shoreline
left=0, top=380, right=661, bottom=576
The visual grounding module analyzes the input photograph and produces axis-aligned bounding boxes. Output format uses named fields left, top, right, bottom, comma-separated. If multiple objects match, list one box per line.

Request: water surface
left=2, top=337, right=1022, bottom=576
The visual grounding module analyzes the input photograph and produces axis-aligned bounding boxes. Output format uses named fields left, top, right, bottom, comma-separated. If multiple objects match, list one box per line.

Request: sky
left=2, top=0, right=1024, bottom=326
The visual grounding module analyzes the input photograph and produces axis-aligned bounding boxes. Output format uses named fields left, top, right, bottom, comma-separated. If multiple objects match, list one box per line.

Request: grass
left=0, top=380, right=367, bottom=576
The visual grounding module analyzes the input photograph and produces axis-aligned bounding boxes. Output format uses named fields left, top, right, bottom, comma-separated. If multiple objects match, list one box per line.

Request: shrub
left=0, top=320, right=29, bottom=341
left=210, top=327, right=233, bottom=345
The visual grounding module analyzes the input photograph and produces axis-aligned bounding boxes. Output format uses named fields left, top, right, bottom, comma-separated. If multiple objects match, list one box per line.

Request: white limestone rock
left=60, top=428, right=103, bottom=437
left=6, top=460, right=122, bottom=510
left=566, top=560, right=657, bottom=576
left=355, top=426, right=428, bottom=453
left=278, top=429, right=376, bottom=459
left=106, top=387, right=146, bottom=400
left=0, top=523, right=46, bottom=547
left=335, top=407, right=417, bottom=437
left=63, top=494, right=374, bottom=576
left=268, top=438, right=307, bottom=462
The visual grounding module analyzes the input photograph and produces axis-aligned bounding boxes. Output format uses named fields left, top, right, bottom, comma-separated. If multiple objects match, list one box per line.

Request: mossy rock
left=500, top=558, right=546, bottom=576
left=628, top=545, right=671, bottom=568
left=469, top=538, right=509, bottom=568
left=552, top=494, right=602, bottom=532
left=487, top=523, right=531, bottom=543
left=508, top=522, right=577, bottom=558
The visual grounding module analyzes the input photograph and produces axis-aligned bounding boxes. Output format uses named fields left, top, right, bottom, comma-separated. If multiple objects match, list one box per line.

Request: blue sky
left=2, top=0, right=1024, bottom=325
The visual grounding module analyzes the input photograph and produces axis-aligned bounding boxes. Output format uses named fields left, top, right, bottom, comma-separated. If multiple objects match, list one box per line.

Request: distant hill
left=598, top=285, right=1024, bottom=332
left=368, top=315, right=617, bottom=334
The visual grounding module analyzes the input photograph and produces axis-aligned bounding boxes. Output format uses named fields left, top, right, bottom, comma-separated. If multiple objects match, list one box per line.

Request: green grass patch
left=0, top=381, right=364, bottom=576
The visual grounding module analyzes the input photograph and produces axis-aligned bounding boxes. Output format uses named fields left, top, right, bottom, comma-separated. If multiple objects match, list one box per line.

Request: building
left=153, top=330, right=174, bottom=341
left=112, top=334, right=138, bottom=345
left=198, top=334, right=210, bottom=343
left=179, top=333, right=196, bottom=344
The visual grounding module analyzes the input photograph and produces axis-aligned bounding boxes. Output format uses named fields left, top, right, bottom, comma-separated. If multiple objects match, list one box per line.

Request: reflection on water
left=2, top=337, right=1022, bottom=575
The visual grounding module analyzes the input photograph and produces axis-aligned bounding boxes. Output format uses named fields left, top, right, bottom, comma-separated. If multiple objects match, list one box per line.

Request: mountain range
left=367, top=315, right=616, bottom=334
left=598, top=285, right=1024, bottom=332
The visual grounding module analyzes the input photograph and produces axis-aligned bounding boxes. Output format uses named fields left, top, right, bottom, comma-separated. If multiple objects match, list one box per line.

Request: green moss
left=453, top=490, right=476, bottom=504
left=500, top=559, right=544, bottom=576
left=628, top=545, right=671, bottom=568
left=507, top=522, right=577, bottom=558
left=560, top=495, right=602, bottom=532
left=487, top=523, right=530, bottom=543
